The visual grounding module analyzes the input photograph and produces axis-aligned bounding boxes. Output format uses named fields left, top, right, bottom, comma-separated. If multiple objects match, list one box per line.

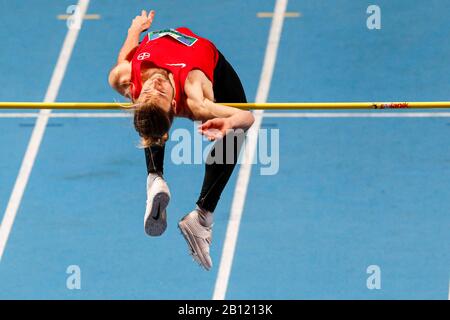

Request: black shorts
left=212, top=51, right=247, bottom=104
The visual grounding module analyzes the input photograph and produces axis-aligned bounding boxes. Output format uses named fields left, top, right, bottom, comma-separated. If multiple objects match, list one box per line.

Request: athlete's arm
left=117, top=10, right=154, bottom=64
left=108, top=62, right=132, bottom=98
left=109, top=10, right=154, bottom=98
left=198, top=100, right=255, bottom=140
left=185, top=74, right=254, bottom=141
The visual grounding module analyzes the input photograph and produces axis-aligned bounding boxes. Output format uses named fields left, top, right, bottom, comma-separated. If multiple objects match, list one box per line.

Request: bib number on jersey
left=148, top=29, right=198, bottom=47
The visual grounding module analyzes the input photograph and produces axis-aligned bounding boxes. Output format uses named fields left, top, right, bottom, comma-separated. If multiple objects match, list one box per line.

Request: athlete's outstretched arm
left=197, top=100, right=255, bottom=140
left=117, top=10, right=154, bottom=64
left=109, top=10, right=154, bottom=97
left=185, top=78, right=255, bottom=141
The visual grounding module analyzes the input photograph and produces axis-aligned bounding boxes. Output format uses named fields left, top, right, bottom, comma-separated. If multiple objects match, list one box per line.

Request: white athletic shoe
left=144, top=174, right=170, bottom=236
left=178, top=208, right=213, bottom=270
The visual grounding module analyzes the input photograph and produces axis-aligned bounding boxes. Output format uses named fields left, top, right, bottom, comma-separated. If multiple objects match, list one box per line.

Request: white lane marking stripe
left=49, top=113, right=132, bottom=117
left=0, top=113, right=40, bottom=118
left=212, top=0, right=288, bottom=300
left=0, top=0, right=90, bottom=262
left=0, top=113, right=131, bottom=118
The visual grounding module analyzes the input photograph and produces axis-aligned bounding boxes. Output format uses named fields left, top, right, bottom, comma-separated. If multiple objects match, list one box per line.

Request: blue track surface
left=0, top=0, right=449, bottom=299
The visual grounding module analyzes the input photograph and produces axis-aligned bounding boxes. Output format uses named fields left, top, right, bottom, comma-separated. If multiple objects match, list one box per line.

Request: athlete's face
left=140, top=70, right=175, bottom=113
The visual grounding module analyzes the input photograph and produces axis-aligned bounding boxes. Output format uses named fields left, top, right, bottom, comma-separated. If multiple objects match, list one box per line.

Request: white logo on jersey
left=137, top=52, right=151, bottom=60
left=166, top=63, right=186, bottom=68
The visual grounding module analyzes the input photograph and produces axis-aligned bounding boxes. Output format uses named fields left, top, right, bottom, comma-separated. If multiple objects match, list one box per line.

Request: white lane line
left=263, top=112, right=450, bottom=118
left=57, top=14, right=100, bottom=20
left=257, top=11, right=301, bottom=18
left=212, top=0, right=288, bottom=300
left=0, top=113, right=40, bottom=118
left=49, top=112, right=131, bottom=118
left=0, top=112, right=131, bottom=118
left=0, top=0, right=90, bottom=262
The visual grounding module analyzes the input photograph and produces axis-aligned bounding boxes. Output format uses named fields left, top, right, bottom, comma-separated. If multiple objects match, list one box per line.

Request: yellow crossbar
left=1, top=102, right=450, bottom=110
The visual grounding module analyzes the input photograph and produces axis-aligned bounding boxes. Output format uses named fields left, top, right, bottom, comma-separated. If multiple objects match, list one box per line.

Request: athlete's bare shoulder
left=185, top=69, right=207, bottom=83
left=185, top=69, right=214, bottom=101
left=108, top=61, right=132, bottom=98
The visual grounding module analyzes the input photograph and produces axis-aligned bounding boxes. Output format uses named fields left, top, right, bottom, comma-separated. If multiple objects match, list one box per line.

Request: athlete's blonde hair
left=133, top=99, right=174, bottom=148
left=128, top=68, right=175, bottom=148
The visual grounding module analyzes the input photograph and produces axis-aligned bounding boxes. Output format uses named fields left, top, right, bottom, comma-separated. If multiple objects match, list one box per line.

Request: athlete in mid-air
left=108, top=10, right=254, bottom=270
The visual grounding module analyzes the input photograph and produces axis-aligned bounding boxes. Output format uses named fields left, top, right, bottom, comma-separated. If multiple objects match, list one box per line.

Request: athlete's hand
left=129, top=10, right=155, bottom=34
left=198, top=118, right=233, bottom=141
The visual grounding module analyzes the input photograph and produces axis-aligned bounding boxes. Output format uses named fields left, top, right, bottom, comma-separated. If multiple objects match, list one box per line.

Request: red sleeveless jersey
left=130, top=27, right=219, bottom=107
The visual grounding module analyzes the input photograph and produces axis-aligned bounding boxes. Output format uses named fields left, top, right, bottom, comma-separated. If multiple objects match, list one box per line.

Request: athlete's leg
left=145, top=145, right=165, bottom=174
left=179, top=51, right=248, bottom=270
left=144, top=144, right=170, bottom=237
left=196, top=51, right=247, bottom=212
left=196, top=131, right=245, bottom=212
